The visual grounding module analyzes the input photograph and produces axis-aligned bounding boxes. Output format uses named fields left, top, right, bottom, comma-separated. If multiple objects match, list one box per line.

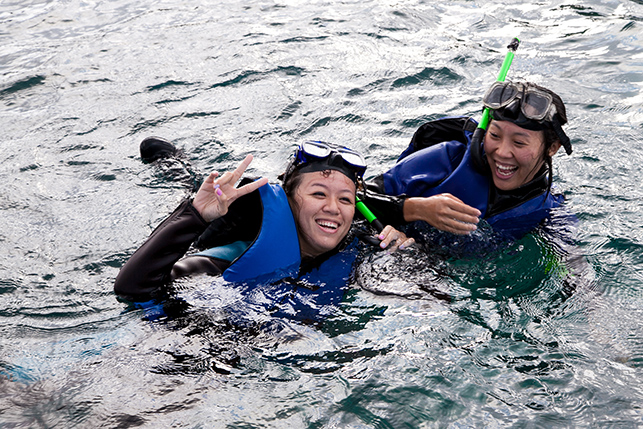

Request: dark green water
left=2, top=0, right=643, bottom=427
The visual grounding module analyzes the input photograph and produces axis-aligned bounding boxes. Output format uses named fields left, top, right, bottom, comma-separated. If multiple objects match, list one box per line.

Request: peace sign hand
left=192, top=154, right=269, bottom=222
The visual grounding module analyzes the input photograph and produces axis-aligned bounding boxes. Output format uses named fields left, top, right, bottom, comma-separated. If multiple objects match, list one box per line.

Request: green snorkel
left=356, top=196, right=385, bottom=233
left=470, top=37, right=521, bottom=173
left=357, top=38, right=521, bottom=231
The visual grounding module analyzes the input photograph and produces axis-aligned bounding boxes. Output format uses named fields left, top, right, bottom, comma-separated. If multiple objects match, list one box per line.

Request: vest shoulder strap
left=222, top=183, right=301, bottom=283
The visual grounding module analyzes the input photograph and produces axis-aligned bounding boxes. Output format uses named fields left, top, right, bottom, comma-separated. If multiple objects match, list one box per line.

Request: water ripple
left=2, top=0, right=643, bottom=427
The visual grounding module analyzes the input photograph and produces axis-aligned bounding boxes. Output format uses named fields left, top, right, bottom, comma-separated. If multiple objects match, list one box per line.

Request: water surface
left=2, top=0, right=643, bottom=427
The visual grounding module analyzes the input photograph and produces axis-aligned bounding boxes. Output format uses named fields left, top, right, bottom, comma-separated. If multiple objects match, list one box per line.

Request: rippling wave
left=2, top=0, right=643, bottom=427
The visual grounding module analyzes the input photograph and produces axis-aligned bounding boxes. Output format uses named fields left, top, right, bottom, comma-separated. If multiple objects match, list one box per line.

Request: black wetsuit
left=114, top=185, right=363, bottom=303
left=114, top=194, right=257, bottom=302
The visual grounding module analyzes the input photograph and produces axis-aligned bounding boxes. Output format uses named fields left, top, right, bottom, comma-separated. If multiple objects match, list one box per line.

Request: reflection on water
left=2, top=0, right=643, bottom=426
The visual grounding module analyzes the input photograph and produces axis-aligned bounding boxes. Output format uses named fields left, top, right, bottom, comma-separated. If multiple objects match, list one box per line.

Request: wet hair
left=282, top=168, right=318, bottom=198
left=533, top=83, right=568, bottom=193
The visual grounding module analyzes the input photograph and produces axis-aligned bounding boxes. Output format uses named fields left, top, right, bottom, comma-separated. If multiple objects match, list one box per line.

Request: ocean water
left=2, top=0, right=643, bottom=427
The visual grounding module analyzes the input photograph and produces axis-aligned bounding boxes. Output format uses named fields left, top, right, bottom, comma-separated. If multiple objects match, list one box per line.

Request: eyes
left=488, top=131, right=528, bottom=147
left=311, top=191, right=354, bottom=205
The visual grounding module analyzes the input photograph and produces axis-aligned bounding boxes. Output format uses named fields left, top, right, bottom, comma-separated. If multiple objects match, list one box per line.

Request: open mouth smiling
left=316, top=220, right=339, bottom=231
left=496, top=162, right=518, bottom=177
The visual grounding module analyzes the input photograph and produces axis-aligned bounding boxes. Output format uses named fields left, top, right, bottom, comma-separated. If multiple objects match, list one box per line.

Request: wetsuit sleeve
left=113, top=199, right=226, bottom=301
left=358, top=181, right=407, bottom=227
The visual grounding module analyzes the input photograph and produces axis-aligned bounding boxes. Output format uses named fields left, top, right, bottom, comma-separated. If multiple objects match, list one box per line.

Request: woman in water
left=114, top=141, right=413, bottom=315
left=363, top=81, right=573, bottom=240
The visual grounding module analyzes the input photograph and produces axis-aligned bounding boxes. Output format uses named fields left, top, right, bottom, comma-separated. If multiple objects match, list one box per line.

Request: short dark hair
left=531, top=83, right=567, bottom=193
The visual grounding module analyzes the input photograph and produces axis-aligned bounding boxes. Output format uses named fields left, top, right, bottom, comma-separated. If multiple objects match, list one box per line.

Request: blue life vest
left=197, top=183, right=301, bottom=283
left=382, top=117, right=563, bottom=239
left=140, top=183, right=356, bottom=324
left=196, top=182, right=356, bottom=322
left=245, top=239, right=358, bottom=322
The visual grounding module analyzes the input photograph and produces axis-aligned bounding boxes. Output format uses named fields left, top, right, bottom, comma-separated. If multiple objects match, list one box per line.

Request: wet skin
left=291, top=170, right=356, bottom=259
left=484, top=120, right=560, bottom=191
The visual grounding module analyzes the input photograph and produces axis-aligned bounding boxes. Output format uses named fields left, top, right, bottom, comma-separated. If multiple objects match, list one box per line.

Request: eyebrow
left=308, top=182, right=355, bottom=195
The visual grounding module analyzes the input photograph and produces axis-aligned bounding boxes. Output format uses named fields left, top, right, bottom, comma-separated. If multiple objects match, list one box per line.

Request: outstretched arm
left=403, top=194, right=481, bottom=235
left=114, top=200, right=209, bottom=300
left=114, top=155, right=268, bottom=301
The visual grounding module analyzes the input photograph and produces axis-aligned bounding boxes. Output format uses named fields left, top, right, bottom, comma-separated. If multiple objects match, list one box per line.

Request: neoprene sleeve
left=360, top=180, right=407, bottom=227
left=114, top=199, right=226, bottom=301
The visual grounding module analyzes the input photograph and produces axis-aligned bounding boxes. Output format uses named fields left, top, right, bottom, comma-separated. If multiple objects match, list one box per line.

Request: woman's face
left=484, top=120, right=560, bottom=191
left=291, top=170, right=356, bottom=259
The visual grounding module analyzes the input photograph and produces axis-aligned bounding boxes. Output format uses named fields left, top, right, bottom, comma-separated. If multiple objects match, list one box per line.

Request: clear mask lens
left=522, top=89, right=553, bottom=121
left=301, top=141, right=366, bottom=169
left=483, top=82, right=555, bottom=122
left=337, top=149, right=366, bottom=169
left=484, top=82, right=520, bottom=109
left=301, top=141, right=332, bottom=158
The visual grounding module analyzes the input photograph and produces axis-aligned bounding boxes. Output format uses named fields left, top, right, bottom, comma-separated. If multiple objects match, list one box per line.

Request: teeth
left=496, top=163, right=517, bottom=176
left=317, top=220, right=338, bottom=229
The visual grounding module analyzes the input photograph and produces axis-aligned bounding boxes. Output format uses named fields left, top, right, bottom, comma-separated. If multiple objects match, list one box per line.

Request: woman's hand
left=377, top=225, right=415, bottom=252
left=192, top=154, right=269, bottom=222
left=403, top=194, right=481, bottom=235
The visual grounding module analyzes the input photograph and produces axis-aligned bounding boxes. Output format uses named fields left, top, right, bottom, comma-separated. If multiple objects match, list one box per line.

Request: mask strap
left=551, top=115, right=572, bottom=155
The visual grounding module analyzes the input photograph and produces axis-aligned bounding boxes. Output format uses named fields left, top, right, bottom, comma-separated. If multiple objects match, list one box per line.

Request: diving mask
left=282, top=141, right=367, bottom=185
left=482, top=81, right=572, bottom=155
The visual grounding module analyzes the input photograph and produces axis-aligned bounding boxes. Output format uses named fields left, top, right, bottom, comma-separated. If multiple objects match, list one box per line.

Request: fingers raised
left=213, top=154, right=253, bottom=187
left=231, top=154, right=254, bottom=184
left=194, top=155, right=266, bottom=222
left=235, top=177, right=269, bottom=198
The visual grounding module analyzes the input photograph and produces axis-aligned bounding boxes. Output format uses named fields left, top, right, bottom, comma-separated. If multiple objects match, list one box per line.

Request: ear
left=548, top=141, right=562, bottom=157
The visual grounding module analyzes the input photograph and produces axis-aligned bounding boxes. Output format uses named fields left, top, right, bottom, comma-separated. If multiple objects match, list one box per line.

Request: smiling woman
left=290, top=170, right=356, bottom=259
left=113, top=139, right=413, bottom=310
left=363, top=81, right=572, bottom=241
left=484, top=120, right=559, bottom=191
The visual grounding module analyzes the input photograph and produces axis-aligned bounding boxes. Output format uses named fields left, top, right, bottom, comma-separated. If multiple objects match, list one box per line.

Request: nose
left=323, top=197, right=340, bottom=214
left=494, top=135, right=513, bottom=159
